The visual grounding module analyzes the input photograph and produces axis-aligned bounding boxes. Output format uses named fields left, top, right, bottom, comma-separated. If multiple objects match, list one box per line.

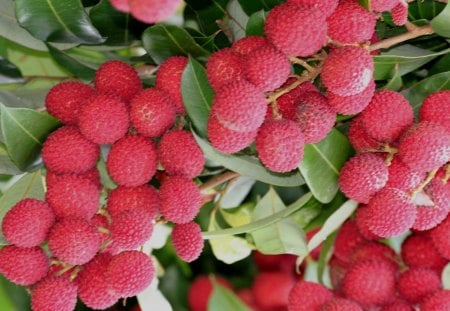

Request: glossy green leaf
left=0, top=56, right=24, bottom=84
left=383, top=64, right=403, bottom=91
left=0, top=144, right=23, bottom=175
left=0, top=275, right=29, bottom=311
left=182, top=57, right=213, bottom=137
left=299, top=129, right=352, bottom=204
left=431, top=1, right=450, bottom=37
left=15, top=0, right=104, bottom=44
left=219, top=176, right=255, bottom=209
left=142, top=24, right=210, bottom=64
left=290, top=196, right=322, bottom=229
left=227, top=0, right=248, bottom=41
left=246, top=10, right=266, bottom=36
left=0, top=105, right=60, bottom=170
left=209, top=281, right=250, bottom=311
left=184, top=0, right=229, bottom=37
left=238, top=0, right=282, bottom=15
left=409, top=0, right=446, bottom=20
left=220, top=202, right=254, bottom=227
left=193, top=132, right=305, bottom=187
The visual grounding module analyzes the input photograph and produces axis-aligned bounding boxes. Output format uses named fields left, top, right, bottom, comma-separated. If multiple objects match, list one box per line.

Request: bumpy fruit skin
left=288, top=281, right=333, bottom=311
left=106, top=135, right=158, bottom=187
left=401, top=234, right=447, bottom=272
left=329, top=256, right=348, bottom=293
left=391, top=2, right=408, bottom=26
left=287, top=0, right=338, bottom=17
left=355, top=206, right=380, bottom=240
left=398, top=121, right=450, bottom=173
left=276, top=80, right=318, bottom=121
left=159, top=130, right=205, bottom=178
left=31, top=276, right=77, bottom=311
left=94, top=60, right=142, bottom=103
left=232, top=36, right=268, bottom=55
left=188, top=276, right=232, bottom=311
left=45, top=175, right=99, bottom=220
left=42, top=126, right=100, bottom=174
left=420, top=90, right=450, bottom=133
left=106, top=250, right=154, bottom=298
left=129, top=0, right=181, bottom=23
left=252, top=272, right=294, bottom=310
left=339, top=153, right=389, bottom=204
left=106, top=185, right=159, bottom=218
left=421, top=290, right=450, bottom=310
left=171, top=222, right=204, bottom=262
left=398, top=267, right=441, bottom=303
left=2, top=198, right=55, bottom=248
left=77, top=253, right=119, bottom=309
left=212, top=80, right=266, bottom=132
left=295, top=91, right=336, bottom=143
left=380, top=299, right=413, bottom=311
left=79, top=94, right=129, bottom=144
left=386, top=158, right=425, bottom=192
left=253, top=251, right=297, bottom=273
left=244, top=43, right=291, bottom=92
left=159, top=176, right=202, bottom=224
left=366, top=187, right=416, bottom=237
left=319, top=298, right=363, bottom=311
left=360, top=90, right=413, bottom=142
left=348, top=116, right=381, bottom=152
left=110, top=209, right=154, bottom=251
left=430, top=214, right=450, bottom=259
left=370, top=0, right=399, bottom=12
left=48, top=218, right=101, bottom=265
left=343, top=260, right=396, bottom=308
left=322, top=46, right=374, bottom=96
left=0, top=246, right=49, bottom=286
left=333, top=220, right=365, bottom=263
left=155, top=56, right=188, bottom=114
left=45, top=81, right=95, bottom=125
left=109, top=0, right=130, bottom=12
left=265, top=3, right=327, bottom=56
left=349, top=242, right=398, bottom=268
left=130, top=87, right=176, bottom=138
left=46, top=167, right=101, bottom=191
left=206, top=48, right=245, bottom=90
left=255, top=119, right=305, bottom=173
left=327, top=79, right=375, bottom=115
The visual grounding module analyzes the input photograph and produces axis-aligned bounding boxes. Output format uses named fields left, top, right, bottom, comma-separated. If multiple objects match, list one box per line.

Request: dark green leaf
left=182, top=57, right=213, bottom=137
left=0, top=105, right=60, bottom=170
left=317, top=232, right=337, bottom=284
left=0, top=143, right=23, bottom=175
left=299, top=129, right=352, bottom=204
left=209, top=280, right=250, bottom=311
left=409, top=0, right=446, bottom=21
left=357, top=0, right=370, bottom=10
left=184, top=0, right=228, bottom=36
left=238, top=0, right=282, bottom=15
left=142, top=24, right=210, bottom=64
left=246, top=10, right=266, bottom=36
left=15, top=0, right=104, bottom=44
left=429, top=53, right=450, bottom=75
left=0, top=275, right=29, bottom=311
left=0, top=56, right=24, bottom=84
left=431, top=1, right=450, bottom=37
left=159, top=266, right=190, bottom=311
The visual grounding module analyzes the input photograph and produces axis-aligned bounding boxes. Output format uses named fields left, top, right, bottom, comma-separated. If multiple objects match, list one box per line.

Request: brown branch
left=369, top=24, right=434, bottom=51
left=199, top=171, right=240, bottom=193
left=410, top=168, right=438, bottom=197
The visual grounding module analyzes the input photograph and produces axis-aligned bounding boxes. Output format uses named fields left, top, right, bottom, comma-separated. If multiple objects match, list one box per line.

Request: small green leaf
left=246, top=10, right=266, bottom=36
left=142, top=24, right=210, bottom=64
left=0, top=143, right=23, bottom=175
left=0, top=105, right=60, bottom=170
left=0, top=56, right=24, bottom=84
left=299, top=129, right=352, bottom=204
left=182, top=57, right=213, bottom=137
left=431, top=1, right=450, bottom=37
left=208, top=281, right=250, bottom=311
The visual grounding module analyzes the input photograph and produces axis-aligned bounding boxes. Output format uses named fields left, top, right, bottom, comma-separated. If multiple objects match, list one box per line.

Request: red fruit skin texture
left=130, top=88, right=176, bottom=138
left=338, top=153, right=389, bottom=204
left=348, top=116, right=381, bottom=152
left=129, top=0, right=181, bottom=23
left=155, top=56, right=188, bottom=114
left=206, top=48, right=245, bottom=90
left=252, top=272, right=295, bottom=310
left=94, top=60, right=142, bottom=103
left=46, top=167, right=101, bottom=191
left=288, top=281, right=333, bottom=311
left=386, top=157, right=425, bottom=192
left=159, top=130, right=205, bottom=178
left=48, top=218, right=101, bottom=265
left=287, top=0, right=339, bottom=17
left=106, top=185, right=159, bottom=218
left=264, top=3, right=327, bottom=56
left=366, top=187, right=416, bottom=237
left=207, top=114, right=257, bottom=154
left=421, top=289, right=450, bottom=311
left=91, top=214, right=110, bottom=245
left=110, top=209, right=154, bottom=251
left=343, top=259, right=397, bottom=308
left=371, top=0, right=399, bottom=12
left=45, top=81, right=95, bottom=125
left=109, top=0, right=130, bottom=12
left=401, top=234, right=447, bottom=272
left=319, top=298, right=363, bottom=311
left=327, top=0, right=376, bottom=43
left=79, top=94, right=129, bottom=144
left=0, top=246, right=49, bottom=286
left=391, top=2, right=408, bottom=26
left=327, top=79, right=375, bottom=115
left=349, top=242, right=398, bottom=268
left=187, top=276, right=233, bottom=311
left=45, top=175, right=99, bottom=220
left=256, top=119, right=305, bottom=173
left=430, top=214, right=450, bottom=259
left=398, top=267, right=441, bottom=304
left=212, top=80, right=266, bottom=133
left=253, top=251, right=297, bottom=274
left=106, top=251, right=154, bottom=298
left=333, top=220, right=366, bottom=263
left=399, top=121, right=450, bottom=173
left=420, top=90, right=450, bottom=133
left=171, top=222, right=204, bottom=262
left=360, top=90, right=413, bottom=142
left=106, top=135, right=158, bottom=187
left=77, top=253, right=119, bottom=310
left=42, top=126, right=100, bottom=175
left=295, top=91, right=336, bottom=143
left=244, top=43, right=291, bottom=92
left=2, top=198, right=55, bottom=248
left=276, top=80, right=319, bottom=121
left=380, top=299, right=414, bottom=311
left=322, top=46, right=374, bottom=96
left=159, top=176, right=202, bottom=224
left=355, top=205, right=380, bottom=240
left=329, top=256, right=349, bottom=293
left=31, top=276, right=78, bottom=311
left=232, top=36, right=268, bottom=55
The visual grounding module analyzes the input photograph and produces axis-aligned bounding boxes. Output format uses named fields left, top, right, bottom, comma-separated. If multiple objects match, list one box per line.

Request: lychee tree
left=0, top=0, right=450, bottom=310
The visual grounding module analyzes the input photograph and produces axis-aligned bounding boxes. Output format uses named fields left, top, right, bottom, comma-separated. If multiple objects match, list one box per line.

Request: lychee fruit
left=286, top=0, right=339, bottom=17
left=355, top=205, right=380, bottom=240
left=347, top=116, right=382, bottom=152
left=106, top=185, right=159, bottom=218
left=171, top=221, right=204, bottom=262
left=206, top=48, right=245, bottom=90
left=333, top=219, right=366, bottom=263
left=288, top=280, right=333, bottom=311
left=430, top=214, right=450, bottom=259
left=129, top=0, right=181, bottom=24
left=419, top=90, right=450, bottom=133
left=349, top=242, right=398, bottom=268
left=391, top=2, right=408, bottom=26
left=252, top=272, right=295, bottom=310
left=329, top=256, right=349, bottom=293
left=253, top=251, right=297, bottom=274
left=276, top=80, right=319, bottom=121
left=327, top=79, right=375, bottom=115
left=386, top=157, right=425, bottom=192
left=319, top=298, right=363, bottom=311
left=371, top=0, right=399, bottom=12
left=232, top=36, right=268, bottom=55
left=45, top=167, right=101, bottom=191
left=420, top=290, right=450, bottom=311
left=380, top=299, right=413, bottom=311
left=31, top=276, right=78, bottom=311
left=397, top=267, right=441, bottom=303
left=187, top=275, right=233, bottom=311
left=400, top=234, right=447, bottom=272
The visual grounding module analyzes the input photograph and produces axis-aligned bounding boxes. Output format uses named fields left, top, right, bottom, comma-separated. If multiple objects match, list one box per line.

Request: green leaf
left=220, top=202, right=254, bottom=227
left=142, top=24, right=210, bottom=64
left=442, top=262, right=450, bottom=290
left=219, top=176, right=255, bottom=209
left=245, top=10, right=266, bottom=36
left=0, top=56, right=24, bottom=84
left=184, top=0, right=229, bottom=37
left=226, top=0, right=248, bottom=41
left=383, top=64, right=403, bottom=91
left=431, top=1, right=450, bottom=37
left=182, top=57, right=213, bottom=137
left=0, top=144, right=23, bottom=175
left=208, top=281, right=250, bottom=311
left=357, top=0, right=370, bottom=10
left=193, top=132, right=305, bottom=187
left=0, top=170, right=45, bottom=244
left=15, top=0, right=104, bottom=44
left=0, top=275, right=29, bottom=311
left=409, top=0, right=446, bottom=20
left=0, top=105, right=60, bottom=170
left=373, top=45, right=450, bottom=80
left=290, top=196, right=322, bottom=229
left=299, top=129, right=352, bottom=204
left=317, top=232, right=337, bottom=284
left=251, top=188, right=308, bottom=256
left=237, top=0, right=282, bottom=15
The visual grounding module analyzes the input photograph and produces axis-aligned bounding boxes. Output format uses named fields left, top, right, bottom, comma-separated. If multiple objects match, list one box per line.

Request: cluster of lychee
left=339, top=89, right=450, bottom=238
left=109, top=0, right=181, bottom=24
left=0, top=59, right=207, bottom=310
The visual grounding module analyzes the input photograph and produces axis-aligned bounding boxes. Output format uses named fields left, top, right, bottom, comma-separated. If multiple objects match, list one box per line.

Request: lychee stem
left=443, top=163, right=450, bottom=184
left=98, top=226, right=110, bottom=235
left=369, top=24, right=434, bottom=51
left=289, top=57, right=315, bottom=72
left=383, top=144, right=398, bottom=166
left=199, top=171, right=240, bottom=194
left=410, top=168, right=438, bottom=198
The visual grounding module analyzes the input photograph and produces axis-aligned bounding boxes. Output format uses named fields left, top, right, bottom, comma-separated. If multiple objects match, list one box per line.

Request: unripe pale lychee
left=398, top=267, right=441, bottom=303
left=286, top=0, right=339, bottom=17
left=45, top=167, right=101, bottom=191
left=430, top=214, right=450, bottom=259
left=129, top=0, right=181, bottom=24
left=333, top=220, right=366, bottom=263
left=391, top=2, right=408, bottom=26
left=171, top=221, right=204, bottom=262
left=347, top=116, right=381, bottom=152
left=106, top=185, right=159, bottom=218
left=421, top=290, right=450, bottom=311
left=252, top=272, right=295, bottom=310
left=319, top=298, right=363, bottom=311
left=386, top=157, right=425, bottom=192
left=206, top=48, right=245, bottom=90
left=327, top=79, right=375, bottom=115
left=419, top=90, right=450, bottom=133
left=31, top=276, right=77, bottom=311
left=2, top=198, right=55, bottom=248
left=232, top=36, right=268, bottom=55
left=187, top=276, right=233, bottom=311
left=288, top=281, right=333, bottom=311
left=401, top=234, right=447, bottom=272
left=42, top=126, right=100, bottom=174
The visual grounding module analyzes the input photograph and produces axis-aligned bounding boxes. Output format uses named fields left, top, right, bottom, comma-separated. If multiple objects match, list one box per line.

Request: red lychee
left=327, top=79, right=375, bottom=115
left=333, top=219, right=366, bottom=263
left=288, top=280, right=333, bottom=311
left=430, top=214, right=450, bottom=259
left=371, top=0, right=399, bottom=12
left=206, top=48, right=245, bottom=90
left=355, top=205, right=380, bottom=240
left=419, top=90, right=450, bottom=133
left=398, top=267, right=441, bottom=304
left=386, top=157, right=425, bottom=192
left=421, top=289, right=450, bottom=311
left=286, top=0, right=339, bottom=17
left=401, top=234, right=447, bottom=272
left=31, top=276, right=78, bottom=311
left=129, top=0, right=181, bottom=24
left=187, top=275, right=233, bottom=311
left=45, top=167, right=101, bottom=191
left=252, top=272, right=295, bottom=310
left=319, top=298, right=363, bottom=311
left=347, top=116, right=381, bottom=152
left=349, top=242, right=398, bottom=268
left=276, top=80, right=319, bottom=121
left=106, top=185, right=159, bottom=218
left=252, top=251, right=297, bottom=274
left=380, top=299, right=414, bottom=311
left=232, top=36, right=268, bottom=55
left=391, top=2, right=408, bottom=26
left=171, top=221, right=204, bottom=262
